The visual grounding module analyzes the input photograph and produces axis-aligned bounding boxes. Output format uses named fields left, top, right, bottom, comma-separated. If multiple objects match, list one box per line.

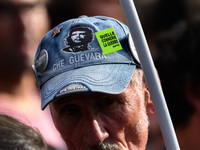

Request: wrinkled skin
left=50, top=69, right=155, bottom=150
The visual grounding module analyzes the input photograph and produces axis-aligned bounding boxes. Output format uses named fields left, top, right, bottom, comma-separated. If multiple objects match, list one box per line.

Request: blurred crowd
left=0, top=0, right=200, bottom=149
left=0, top=0, right=66, bottom=149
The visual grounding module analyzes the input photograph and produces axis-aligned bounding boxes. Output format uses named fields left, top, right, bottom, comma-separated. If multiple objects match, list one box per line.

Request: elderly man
left=33, top=16, right=155, bottom=150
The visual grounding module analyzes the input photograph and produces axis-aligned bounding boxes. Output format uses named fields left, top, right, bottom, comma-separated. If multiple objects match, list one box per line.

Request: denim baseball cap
left=32, top=16, right=140, bottom=110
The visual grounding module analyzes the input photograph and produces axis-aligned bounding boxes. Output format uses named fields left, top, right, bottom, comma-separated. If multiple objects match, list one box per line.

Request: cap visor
left=41, top=64, right=136, bottom=109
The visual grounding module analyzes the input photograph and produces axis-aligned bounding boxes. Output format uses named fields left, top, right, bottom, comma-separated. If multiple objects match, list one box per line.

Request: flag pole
left=119, top=0, right=180, bottom=149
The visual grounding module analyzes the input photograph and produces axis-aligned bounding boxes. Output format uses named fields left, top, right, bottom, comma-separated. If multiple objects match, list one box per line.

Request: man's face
left=71, top=30, right=87, bottom=44
left=50, top=70, right=154, bottom=150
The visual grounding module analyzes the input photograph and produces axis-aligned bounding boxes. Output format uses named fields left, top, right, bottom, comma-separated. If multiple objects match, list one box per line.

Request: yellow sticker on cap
left=95, top=27, right=122, bottom=55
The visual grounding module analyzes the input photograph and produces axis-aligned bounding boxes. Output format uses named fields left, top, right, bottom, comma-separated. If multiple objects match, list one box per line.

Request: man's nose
left=83, top=117, right=109, bottom=146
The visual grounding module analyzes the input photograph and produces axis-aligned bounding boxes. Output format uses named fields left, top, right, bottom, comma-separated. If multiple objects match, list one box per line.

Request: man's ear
left=143, top=68, right=161, bottom=115
left=143, top=75, right=155, bottom=115
left=145, top=88, right=155, bottom=115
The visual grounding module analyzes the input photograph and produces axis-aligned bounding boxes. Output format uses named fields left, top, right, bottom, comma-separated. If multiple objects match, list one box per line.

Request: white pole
left=119, top=0, right=180, bottom=149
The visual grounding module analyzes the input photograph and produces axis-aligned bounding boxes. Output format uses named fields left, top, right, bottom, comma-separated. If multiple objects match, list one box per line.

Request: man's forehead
left=52, top=92, right=126, bottom=106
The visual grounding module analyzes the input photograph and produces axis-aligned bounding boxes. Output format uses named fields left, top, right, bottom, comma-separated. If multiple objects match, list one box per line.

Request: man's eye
left=103, top=99, right=116, bottom=106
left=61, top=105, right=80, bottom=115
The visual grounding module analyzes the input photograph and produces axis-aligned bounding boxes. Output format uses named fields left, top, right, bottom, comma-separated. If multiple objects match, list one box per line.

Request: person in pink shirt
left=0, top=0, right=66, bottom=149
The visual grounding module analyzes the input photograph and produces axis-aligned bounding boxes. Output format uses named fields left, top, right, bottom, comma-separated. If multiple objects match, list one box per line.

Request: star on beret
left=52, top=26, right=63, bottom=37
